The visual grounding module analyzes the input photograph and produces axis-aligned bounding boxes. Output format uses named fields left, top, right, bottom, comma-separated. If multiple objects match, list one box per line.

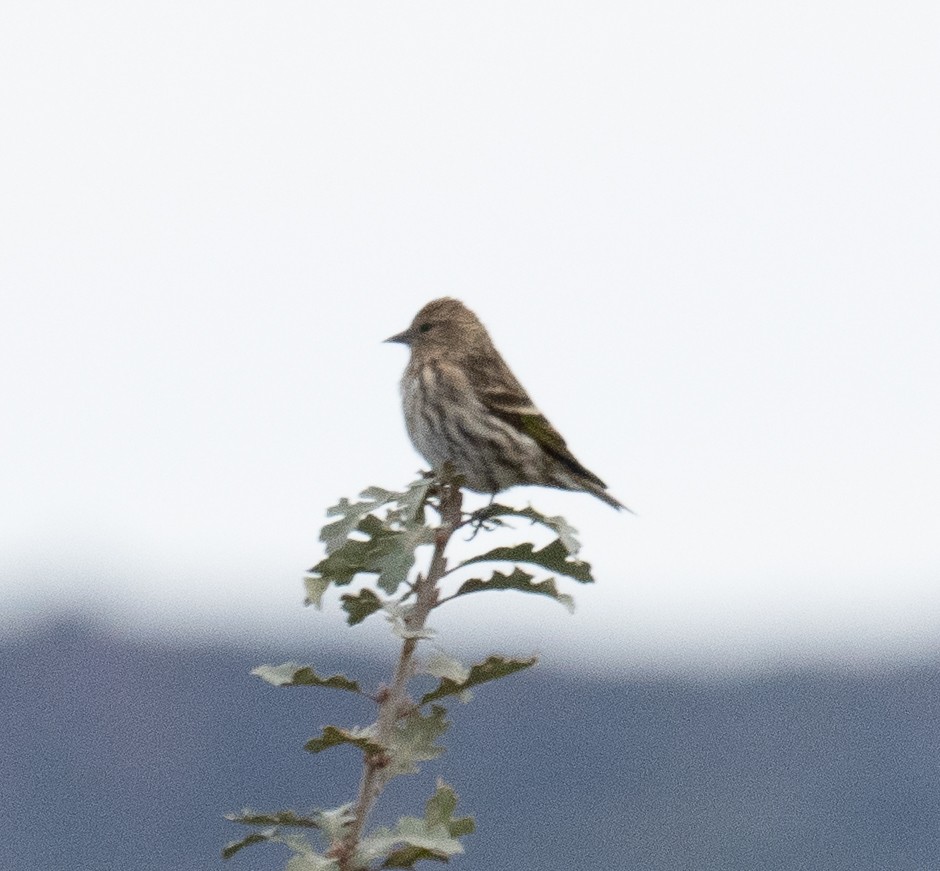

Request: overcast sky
left=2, top=3, right=938, bottom=674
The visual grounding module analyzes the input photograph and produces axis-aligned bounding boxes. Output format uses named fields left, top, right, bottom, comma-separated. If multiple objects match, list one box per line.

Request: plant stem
left=336, top=481, right=463, bottom=870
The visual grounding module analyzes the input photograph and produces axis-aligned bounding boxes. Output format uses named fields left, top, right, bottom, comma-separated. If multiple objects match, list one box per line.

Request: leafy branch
left=224, top=472, right=595, bottom=870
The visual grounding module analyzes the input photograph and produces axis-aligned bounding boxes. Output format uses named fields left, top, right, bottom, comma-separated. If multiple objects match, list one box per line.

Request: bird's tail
left=582, top=479, right=634, bottom=513
left=562, top=475, right=636, bottom=514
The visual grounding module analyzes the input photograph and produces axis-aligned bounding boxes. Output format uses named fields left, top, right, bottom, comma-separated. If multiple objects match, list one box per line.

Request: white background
left=2, top=3, right=938, bottom=675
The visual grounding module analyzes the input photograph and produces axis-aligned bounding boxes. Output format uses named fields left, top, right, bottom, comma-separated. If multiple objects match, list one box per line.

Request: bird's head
left=385, top=297, right=489, bottom=358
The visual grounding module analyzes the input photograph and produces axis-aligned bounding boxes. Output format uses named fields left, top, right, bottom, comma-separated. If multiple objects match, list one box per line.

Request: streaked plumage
left=386, top=298, right=626, bottom=510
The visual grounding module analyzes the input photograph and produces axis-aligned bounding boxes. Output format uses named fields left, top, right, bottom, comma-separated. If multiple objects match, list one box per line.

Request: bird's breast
left=399, top=370, right=448, bottom=468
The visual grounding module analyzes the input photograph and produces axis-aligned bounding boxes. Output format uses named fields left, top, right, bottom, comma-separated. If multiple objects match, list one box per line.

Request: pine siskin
left=385, top=298, right=627, bottom=510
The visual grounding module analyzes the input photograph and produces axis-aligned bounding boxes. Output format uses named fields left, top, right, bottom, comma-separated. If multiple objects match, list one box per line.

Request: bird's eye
left=418, top=322, right=433, bottom=333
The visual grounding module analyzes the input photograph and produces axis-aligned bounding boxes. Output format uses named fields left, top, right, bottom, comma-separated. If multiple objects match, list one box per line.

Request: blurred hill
left=1, top=619, right=937, bottom=870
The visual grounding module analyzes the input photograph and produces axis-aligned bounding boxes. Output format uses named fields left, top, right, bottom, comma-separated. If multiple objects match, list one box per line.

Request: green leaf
left=371, top=518, right=434, bottom=594
left=420, top=654, right=538, bottom=705
left=468, top=503, right=582, bottom=555
left=320, top=489, right=397, bottom=555
left=251, top=663, right=362, bottom=694
left=447, top=816, right=475, bottom=837
left=359, top=485, right=399, bottom=502
left=459, top=539, right=593, bottom=583
left=357, top=817, right=464, bottom=867
left=396, top=477, right=433, bottom=523
left=382, top=844, right=449, bottom=868
left=311, top=481, right=434, bottom=597
left=225, top=809, right=323, bottom=829
left=222, top=831, right=270, bottom=860
left=387, top=705, right=448, bottom=776
left=222, top=819, right=341, bottom=867
left=423, top=788, right=455, bottom=828
left=308, top=515, right=433, bottom=594
left=424, top=781, right=474, bottom=837
left=308, top=516, right=387, bottom=587
left=424, top=653, right=470, bottom=684
left=285, top=854, right=340, bottom=871
left=304, top=575, right=330, bottom=608
left=340, top=588, right=384, bottom=625
left=304, top=725, right=384, bottom=757
left=451, top=567, right=575, bottom=613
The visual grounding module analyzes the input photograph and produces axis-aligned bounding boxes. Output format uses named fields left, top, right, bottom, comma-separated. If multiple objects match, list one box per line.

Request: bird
left=385, top=297, right=627, bottom=510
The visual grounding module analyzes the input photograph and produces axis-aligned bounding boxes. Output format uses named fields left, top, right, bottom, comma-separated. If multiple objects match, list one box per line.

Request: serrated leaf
left=225, top=809, right=323, bottom=829
left=304, top=575, right=330, bottom=608
left=304, top=725, right=384, bottom=757
left=357, top=817, right=463, bottom=866
left=251, top=663, right=361, bottom=694
left=309, top=515, right=433, bottom=594
left=222, top=818, right=336, bottom=866
left=359, top=769, right=473, bottom=865
left=320, top=489, right=397, bottom=555
left=340, top=588, right=384, bottom=625
left=424, top=781, right=475, bottom=838
left=387, top=705, right=448, bottom=776
left=369, top=518, right=434, bottom=594
left=451, top=567, right=575, bottom=612
left=397, top=477, right=433, bottom=523
left=307, top=540, right=373, bottom=588
left=424, top=782, right=457, bottom=828
left=468, top=503, right=582, bottom=555
left=459, top=539, right=593, bottom=583
left=420, top=654, right=538, bottom=705
left=308, top=517, right=387, bottom=587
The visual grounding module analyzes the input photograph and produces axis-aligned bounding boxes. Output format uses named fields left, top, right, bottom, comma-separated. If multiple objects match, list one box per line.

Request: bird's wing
left=475, top=362, right=609, bottom=489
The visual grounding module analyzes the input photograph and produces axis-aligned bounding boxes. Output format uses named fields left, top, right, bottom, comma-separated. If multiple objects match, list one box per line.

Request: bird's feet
left=463, top=499, right=506, bottom=540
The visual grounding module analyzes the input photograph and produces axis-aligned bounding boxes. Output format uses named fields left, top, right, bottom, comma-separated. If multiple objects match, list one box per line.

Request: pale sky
left=2, top=3, right=938, bottom=674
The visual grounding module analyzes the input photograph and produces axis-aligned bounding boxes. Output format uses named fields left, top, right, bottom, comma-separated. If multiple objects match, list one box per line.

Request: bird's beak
left=384, top=327, right=413, bottom=345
